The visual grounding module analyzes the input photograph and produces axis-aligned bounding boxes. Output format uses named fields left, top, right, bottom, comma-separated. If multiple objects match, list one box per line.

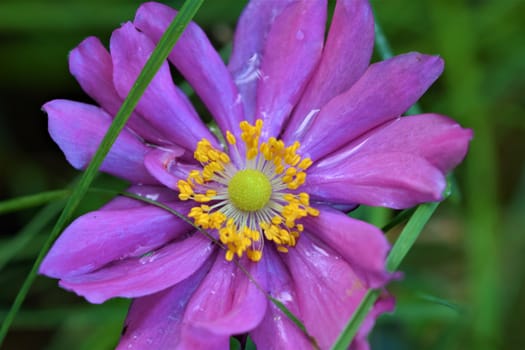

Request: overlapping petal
left=68, top=36, right=166, bottom=143
left=333, top=114, right=473, bottom=173
left=39, top=201, right=193, bottom=278
left=144, top=148, right=196, bottom=189
left=58, top=234, right=215, bottom=304
left=110, top=22, right=215, bottom=150
left=134, top=1, right=244, bottom=136
left=44, top=99, right=155, bottom=184
left=299, top=53, right=445, bottom=160
left=252, top=0, right=327, bottom=139
left=284, top=0, right=375, bottom=141
left=117, top=257, right=213, bottom=349
left=181, top=255, right=267, bottom=342
left=228, top=0, right=297, bottom=121
left=250, top=248, right=313, bottom=349
left=307, top=152, right=446, bottom=209
left=303, top=206, right=391, bottom=288
left=283, top=234, right=372, bottom=349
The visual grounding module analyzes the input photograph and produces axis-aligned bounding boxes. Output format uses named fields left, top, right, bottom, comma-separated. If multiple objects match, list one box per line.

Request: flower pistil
left=177, top=120, right=319, bottom=262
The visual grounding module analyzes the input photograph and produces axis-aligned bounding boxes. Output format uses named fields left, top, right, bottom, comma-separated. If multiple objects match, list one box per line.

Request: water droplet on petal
left=296, top=30, right=304, bottom=40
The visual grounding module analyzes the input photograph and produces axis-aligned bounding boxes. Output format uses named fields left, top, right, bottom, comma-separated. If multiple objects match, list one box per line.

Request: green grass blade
left=0, top=190, right=68, bottom=215
left=331, top=202, right=440, bottom=350
left=0, top=200, right=64, bottom=271
left=0, top=0, right=205, bottom=345
left=385, top=202, right=440, bottom=271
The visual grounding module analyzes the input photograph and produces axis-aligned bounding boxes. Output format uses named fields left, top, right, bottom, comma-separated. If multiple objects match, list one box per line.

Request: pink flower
left=39, top=1, right=472, bottom=349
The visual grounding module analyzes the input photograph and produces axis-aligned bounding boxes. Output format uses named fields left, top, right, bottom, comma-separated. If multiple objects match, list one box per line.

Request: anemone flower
left=39, top=0, right=472, bottom=348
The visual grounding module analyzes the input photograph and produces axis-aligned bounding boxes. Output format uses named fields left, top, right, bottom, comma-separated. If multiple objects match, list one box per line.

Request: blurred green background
left=1, top=0, right=524, bottom=349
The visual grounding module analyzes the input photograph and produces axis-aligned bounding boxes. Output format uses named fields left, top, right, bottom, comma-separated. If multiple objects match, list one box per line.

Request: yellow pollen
left=228, top=169, right=272, bottom=212
left=178, top=119, right=318, bottom=263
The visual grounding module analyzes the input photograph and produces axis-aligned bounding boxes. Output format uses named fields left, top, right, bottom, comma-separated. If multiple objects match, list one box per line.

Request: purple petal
left=250, top=247, right=313, bottom=349
left=144, top=148, right=197, bottom=190
left=58, top=234, right=215, bottom=303
left=333, top=114, right=473, bottom=173
left=303, top=206, right=390, bottom=288
left=351, top=295, right=395, bottom=350
left=44, top=99, right=156, bottom=184
left=110, top=22, right=215, bottom=150
left=255, top=0, right=327, bottom=140
left=68, top=36, right=166, bottom=143
left=134, top=2, right=244, bottom=136
left=283, top=234, right=374, bottom=349
left=306, top=152, right=446, bottom=209
left=116, top=257, right=213, bottom=350
left=181, top=254, right=267, bottom=342
left=298, top=53, right=445, bottom=160
left=284, top=0, right=375, bottom=141
left=228, top=0, right=296, bottom=121
left=40, top=201, right=193, bottom=278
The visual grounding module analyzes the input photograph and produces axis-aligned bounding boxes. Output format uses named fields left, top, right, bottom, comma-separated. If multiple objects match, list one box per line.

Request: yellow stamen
left=178, top=119, right=318, bottom=263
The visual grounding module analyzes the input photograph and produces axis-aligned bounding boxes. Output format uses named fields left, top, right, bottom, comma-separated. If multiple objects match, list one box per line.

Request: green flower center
left=228, top=169, right=272, bottom=211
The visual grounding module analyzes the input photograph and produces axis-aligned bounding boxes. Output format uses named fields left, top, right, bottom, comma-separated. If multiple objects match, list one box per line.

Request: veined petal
left=39, top=201, right=193, bottom=279
left=69, top=36, right=166, bottom=143
left=181, top=254, right=267, bottom=343
left=250, top=248, right=312, bottom=350
left=58, top=234, right=215, bottom=304
left=228, top=0, right=296, bottom=121
left=306, top=152, right=446, bottom=209
left=110, top=22, right=215, bottom=150
left=303, top=206, right=391, bottom=289
left=283, top=234, right=374, bottom=349
left=255, top=0, right=327, bottom=140
left=117, top=257, right=213, bottom=350
left=44, top=99, right=155, bottom=184
left=333, top=114, right=473, bottom=173
left=284, top=0, right=374, bottom=142
left=134, top=1, right=244, bottom=136
left=300, top=53, right=445, bottom=160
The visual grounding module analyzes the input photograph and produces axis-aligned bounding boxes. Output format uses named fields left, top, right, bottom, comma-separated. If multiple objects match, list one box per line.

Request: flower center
left=177, top=119, right=318, bottom=262
left=228, top=169, right=272, bottom=211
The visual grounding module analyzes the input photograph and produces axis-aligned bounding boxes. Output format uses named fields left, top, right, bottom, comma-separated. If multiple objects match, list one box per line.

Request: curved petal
left=299, top=53, right=445, bottom=160
left=134, top=2, right=244, bottom=136
left=306, top=152, right=446, bottom=209
left=117, top=256, right=213, bottom=350
left=303, top=206, right=390, bottom=289
left=180, top=255, right=267, bottom=345
left=228, top=0, right=296, bottom=121
left=69, top=36, right=166, bottom=143
left=44, top=99, right=156, bottom=184
left=110, top=22, right=215, bottom=150
left=40, top=201, right=193, bottom=278
left=144, top=148, right=197, bottom=190
left=351, top=295, right=395, bottom=350
left=284, top=0, right=375, bottom=141
left=250, top=248, right=312, bottom=350
left=58, top=234, right=215, bottom=303
left=333, top=114, right=473, bottom=173
left=255, top=0, right=327, bottom=140
left=283, top=234, right=376, bottom=349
